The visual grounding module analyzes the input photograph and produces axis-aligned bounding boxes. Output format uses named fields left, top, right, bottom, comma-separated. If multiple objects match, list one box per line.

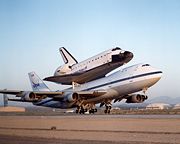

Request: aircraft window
left=112, top=47, right=121, bottom=51
left=142, top=64, right=150, bottom=67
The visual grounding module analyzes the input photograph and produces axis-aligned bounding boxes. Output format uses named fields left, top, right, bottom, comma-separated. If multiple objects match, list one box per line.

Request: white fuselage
left=34, top=63, right=162, bottom=108
left=54, top=47, right=133, bottom=76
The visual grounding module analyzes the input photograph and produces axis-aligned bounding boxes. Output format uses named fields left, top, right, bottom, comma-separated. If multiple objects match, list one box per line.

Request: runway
left=0, top=115, right=180, bottom=144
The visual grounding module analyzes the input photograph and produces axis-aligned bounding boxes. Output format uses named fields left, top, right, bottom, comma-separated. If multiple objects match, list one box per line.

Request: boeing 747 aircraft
left=0, top=63, right=162, bottom=114
left=44, top=47, right=133, bottom=84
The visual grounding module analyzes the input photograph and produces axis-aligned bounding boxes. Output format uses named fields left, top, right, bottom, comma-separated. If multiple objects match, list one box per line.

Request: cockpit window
left=142, top=64, right=150, bottom=67
left=112, top=47, right=121, bottom=51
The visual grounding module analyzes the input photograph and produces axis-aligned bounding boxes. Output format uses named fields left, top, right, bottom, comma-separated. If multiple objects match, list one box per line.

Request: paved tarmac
left=0, top=115, right=180, bottom=144
left=0, top=134, right=168, bottom=144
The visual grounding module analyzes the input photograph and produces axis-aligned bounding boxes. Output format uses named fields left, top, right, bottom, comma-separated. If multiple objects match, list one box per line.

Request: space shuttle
left=44, top=47, right=133, bottom=84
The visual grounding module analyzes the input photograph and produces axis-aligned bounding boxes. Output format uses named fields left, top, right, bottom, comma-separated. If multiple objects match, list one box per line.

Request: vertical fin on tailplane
left=28, top=72, right=50, bottom=91
left=59, top=47, right=78, bottom=65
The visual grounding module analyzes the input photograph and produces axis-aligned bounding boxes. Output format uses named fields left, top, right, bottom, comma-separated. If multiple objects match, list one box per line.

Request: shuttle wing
left=44, top=63, right=121, bottom=84
left=44, top=72, right=94, bottom=85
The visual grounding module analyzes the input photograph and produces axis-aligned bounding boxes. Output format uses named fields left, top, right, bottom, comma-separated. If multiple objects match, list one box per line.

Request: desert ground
left=0, top=114, right=180, bottom=144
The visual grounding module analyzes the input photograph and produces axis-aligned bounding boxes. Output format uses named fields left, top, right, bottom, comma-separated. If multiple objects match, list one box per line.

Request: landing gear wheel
left=89, top=109, right=95, bottom=114
left=107, top=109, right=111, bottom=114
left=80, top=109, right=84, bottom=114
left=94, top=108, right=97, bottom=112
left=104, top=105, right=112, bottom=114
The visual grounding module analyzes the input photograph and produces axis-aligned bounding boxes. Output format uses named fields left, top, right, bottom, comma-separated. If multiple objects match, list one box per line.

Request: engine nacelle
left=126, top=94, right=148, bottom=103
left=54, top=64, right=71, bottom=76
left=66, top=93, right=79, bottom=102
left=21, top=92, right=37, bottom=102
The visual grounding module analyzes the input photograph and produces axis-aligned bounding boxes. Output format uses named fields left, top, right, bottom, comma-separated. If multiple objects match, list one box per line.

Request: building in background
left=173, top=104, right=180, bottom=109
left=146, top=103, right=172, bottom=110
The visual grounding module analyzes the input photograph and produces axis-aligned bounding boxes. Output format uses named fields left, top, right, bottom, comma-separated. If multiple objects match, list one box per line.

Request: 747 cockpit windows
left=142, top=64, right=150, bottom=67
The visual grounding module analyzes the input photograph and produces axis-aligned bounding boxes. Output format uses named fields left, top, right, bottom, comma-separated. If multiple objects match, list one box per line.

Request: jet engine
left=66, top=93, right=79, bottom=102
left=20, top=92, right=37, bottom=102
left=126, top=94, right=148, bottom=103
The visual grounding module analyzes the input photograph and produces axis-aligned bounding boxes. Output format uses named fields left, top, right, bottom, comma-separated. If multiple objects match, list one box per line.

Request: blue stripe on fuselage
left=84, top=71, right=162, bottom=91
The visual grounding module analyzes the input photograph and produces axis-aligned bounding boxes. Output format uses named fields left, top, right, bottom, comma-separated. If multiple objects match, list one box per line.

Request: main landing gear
left=104, top=104, right=112, bottom=114
left=76, top=104, right=97, bottom=114
left=75, top=101, right=112, bottom=114
left=100, top=101, right=112, bottom=114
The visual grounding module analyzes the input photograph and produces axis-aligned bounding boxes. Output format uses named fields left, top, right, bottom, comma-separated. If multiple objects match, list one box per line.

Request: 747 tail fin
left=28, top=72, right=50, bottom=92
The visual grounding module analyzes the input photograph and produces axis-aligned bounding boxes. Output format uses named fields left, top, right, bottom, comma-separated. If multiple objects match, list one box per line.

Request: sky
left=0, top=0, right=180, bottom=106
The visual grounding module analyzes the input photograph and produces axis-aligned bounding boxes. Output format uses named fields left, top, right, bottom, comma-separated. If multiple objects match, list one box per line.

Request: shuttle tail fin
left=59, top=47, right=78, bottom=65
left=28, top=72, right=50, bottom=92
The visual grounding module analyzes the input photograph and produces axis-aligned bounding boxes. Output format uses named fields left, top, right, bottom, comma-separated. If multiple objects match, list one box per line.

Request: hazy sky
left=0, top=0, right=180, bottom=106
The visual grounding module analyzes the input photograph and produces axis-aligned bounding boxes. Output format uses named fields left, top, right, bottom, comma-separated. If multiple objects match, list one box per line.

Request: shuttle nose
left=112, top=50, right=133, bottom=63
left=121, top=51, right=134, bottom=63
left=124, top=51, right=134, bottom=59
